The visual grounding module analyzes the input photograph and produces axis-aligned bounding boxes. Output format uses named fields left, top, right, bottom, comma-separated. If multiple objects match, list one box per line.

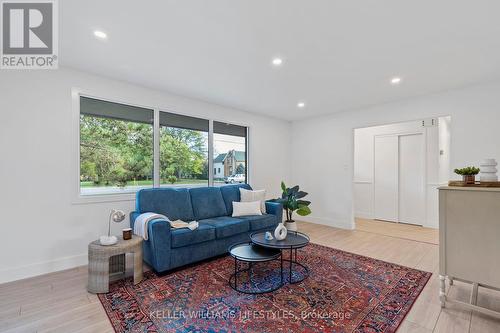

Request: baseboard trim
left=422, top=221, right=439, bottom=229
left=354, top=212, right=374, bottom=219
left=0, top=253, right=88, bottom=284
left=299, top=215, right=354, bottom=230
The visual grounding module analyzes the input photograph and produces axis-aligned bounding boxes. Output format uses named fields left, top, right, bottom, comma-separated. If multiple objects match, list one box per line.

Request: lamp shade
left=111, top=210, right=126, bottom=223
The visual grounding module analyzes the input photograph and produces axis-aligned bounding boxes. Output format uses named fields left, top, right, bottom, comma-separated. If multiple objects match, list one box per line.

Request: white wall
left=0, top=68, right=291, bottom=283
left=291, top=81, right=500, bottom=230
left=353, top=119, right=446, bottom=228
left=438, top=116, right=452, bottom=184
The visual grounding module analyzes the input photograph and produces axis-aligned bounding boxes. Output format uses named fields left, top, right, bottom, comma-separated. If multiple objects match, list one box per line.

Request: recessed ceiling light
left=297, top=102, right=306, bottom=108
left=390, top=77, right=402, bottom=85
left=272, top=57, right=283, bottom=66
left=93, top=30, right=108, bottom=40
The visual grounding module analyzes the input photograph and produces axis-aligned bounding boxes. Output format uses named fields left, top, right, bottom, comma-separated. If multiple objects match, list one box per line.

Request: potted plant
left=272, top=181, right=312, bottom=231
left=454, top=166, right=480, bottom=184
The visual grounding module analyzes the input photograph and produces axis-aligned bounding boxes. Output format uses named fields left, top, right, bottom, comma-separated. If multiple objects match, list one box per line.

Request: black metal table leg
left=234, top=256, right=237, bottom=289
left=280, top=252, right=283, bottom=285
left=285, top=247, right=309, bottom=284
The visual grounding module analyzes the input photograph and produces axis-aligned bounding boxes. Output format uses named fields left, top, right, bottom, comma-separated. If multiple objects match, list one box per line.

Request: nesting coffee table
left=229, top=242, right=283, bottom=294
left=251, top=230, right=310, bottom=284
left=228, top=231, right=310, bottom=294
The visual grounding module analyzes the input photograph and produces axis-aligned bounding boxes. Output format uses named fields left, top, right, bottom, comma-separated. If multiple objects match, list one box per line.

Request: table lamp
left=100, top=209, right=126, bottom=246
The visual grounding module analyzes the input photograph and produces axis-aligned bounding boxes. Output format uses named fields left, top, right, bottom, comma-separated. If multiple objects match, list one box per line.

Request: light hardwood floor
left=355, top=218, right=439, bottom=245
left=1, top=221, right=499, bottom=333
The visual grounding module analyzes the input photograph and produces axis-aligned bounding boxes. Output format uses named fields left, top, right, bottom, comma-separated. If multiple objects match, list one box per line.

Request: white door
left=398, top=134, right=424, bottom=225
left=374, top=136, right=399, bottom=222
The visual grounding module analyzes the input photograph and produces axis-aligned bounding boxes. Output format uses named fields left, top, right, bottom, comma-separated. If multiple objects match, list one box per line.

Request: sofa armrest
left=130, top=211, right=172, bottom=272
left=130, top=211, right=171, bottom=239
left=129, top=211, right=141, bottom=230
left=265, top=201, right=283, bottom=221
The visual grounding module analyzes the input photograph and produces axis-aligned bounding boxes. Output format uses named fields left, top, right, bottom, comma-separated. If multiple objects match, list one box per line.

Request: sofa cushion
left=240, top=188, right=266, bottom=213
left=232, top=201, right=262, bottom=217
left=189, top=187, right=228, bottom=220
left=220, top=184, right=252, bottom=215
left=171, top=224, right=216, bottom=248
left=199, top=216, right=249, bottom=239
left=136, top=188, right=195, bottom=221
left=239, top=214, right=277, bottom=231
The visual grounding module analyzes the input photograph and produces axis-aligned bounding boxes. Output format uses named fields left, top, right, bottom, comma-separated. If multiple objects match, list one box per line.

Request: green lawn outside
left=161, top=179, right=209, bottom=185
left=80, top=179, right=209, bottom=188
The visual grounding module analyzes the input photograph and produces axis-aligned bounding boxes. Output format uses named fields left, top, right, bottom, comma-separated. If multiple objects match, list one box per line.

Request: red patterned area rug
left=98, top=243, right=431, bottom=333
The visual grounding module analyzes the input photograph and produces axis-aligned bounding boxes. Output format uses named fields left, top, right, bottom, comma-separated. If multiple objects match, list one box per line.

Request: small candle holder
left=122, top=228, right=132, bottom=240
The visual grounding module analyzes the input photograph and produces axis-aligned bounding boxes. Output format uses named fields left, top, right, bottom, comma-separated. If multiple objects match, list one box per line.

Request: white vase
left=480, top=159, right=498, bottom=182
left=274, top=223, right=287, bottom=240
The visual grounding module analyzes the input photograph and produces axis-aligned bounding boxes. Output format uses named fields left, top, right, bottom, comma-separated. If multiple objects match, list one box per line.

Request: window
left=159, top=112, right=209, bottom=187
left=79, top=97, right=154, bottom=195
left=76, top=94, right=248, bottom=198
left=213, top=121, right=247, bottom=186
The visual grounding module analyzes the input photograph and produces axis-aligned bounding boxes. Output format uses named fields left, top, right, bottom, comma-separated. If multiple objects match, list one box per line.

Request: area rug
left=98, top=243, right=431, bottom=333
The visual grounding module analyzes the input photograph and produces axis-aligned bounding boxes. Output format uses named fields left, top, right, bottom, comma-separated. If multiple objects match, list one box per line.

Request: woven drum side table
left=87, top=235, right=143, bottom=293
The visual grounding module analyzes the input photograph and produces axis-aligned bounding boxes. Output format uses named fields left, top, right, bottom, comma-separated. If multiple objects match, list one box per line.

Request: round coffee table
left=228, top=242, right=283, bottom=294
left=251, top=231, right=310, bottom=284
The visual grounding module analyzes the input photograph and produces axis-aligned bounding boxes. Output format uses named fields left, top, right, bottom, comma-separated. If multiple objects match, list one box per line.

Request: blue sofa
left=130, top=184, right=283, bottom=273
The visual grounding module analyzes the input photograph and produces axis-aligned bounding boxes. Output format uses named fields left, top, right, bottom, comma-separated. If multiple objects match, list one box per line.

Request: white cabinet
left=438, top=186, right=500, bottom=318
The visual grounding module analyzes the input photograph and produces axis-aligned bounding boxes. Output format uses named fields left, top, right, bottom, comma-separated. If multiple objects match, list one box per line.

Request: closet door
left=374, top=136, right=399, bottom=222
left=398, top=134, right=424, bottom=225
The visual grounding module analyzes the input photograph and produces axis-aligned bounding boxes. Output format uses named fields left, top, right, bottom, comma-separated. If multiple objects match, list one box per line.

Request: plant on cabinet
left=454, top=166, right=480, bottom=184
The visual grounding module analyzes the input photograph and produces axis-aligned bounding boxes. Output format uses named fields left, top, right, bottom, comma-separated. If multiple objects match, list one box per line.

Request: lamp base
left=100, top=235, right=118, bottom=246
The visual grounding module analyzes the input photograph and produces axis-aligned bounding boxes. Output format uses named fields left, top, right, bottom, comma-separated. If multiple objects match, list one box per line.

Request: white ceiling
left=61, top=0, right=500, bottom=121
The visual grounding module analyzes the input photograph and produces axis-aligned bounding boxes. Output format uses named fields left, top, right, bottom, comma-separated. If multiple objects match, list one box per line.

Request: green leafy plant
left=454, top=166, right=480, bottom=176
left=167, top=175, right=177, bottom=184
left=272, top=181, right=312, bottom=222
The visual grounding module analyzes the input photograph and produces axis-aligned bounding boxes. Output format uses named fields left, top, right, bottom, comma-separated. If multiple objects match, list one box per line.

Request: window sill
left=72, top=192, right=136, bottom=205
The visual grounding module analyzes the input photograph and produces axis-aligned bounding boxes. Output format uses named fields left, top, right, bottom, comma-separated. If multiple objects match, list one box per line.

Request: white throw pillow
left=240, top=188, right=266, bottom=213
left=232, top=201, right=262, bottom=217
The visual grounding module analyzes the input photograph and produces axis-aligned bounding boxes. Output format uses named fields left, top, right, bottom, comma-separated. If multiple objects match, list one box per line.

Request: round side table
left=229, top=242, right=283, bottom=294
left=87, top=235, right=143, bottom=293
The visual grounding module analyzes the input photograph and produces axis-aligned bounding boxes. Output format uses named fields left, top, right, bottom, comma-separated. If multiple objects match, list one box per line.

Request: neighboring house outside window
left=213, top=121, right=247, bottom=186
left=213, top=153, right=226, bottom=180
left=223, top=150, right=246, bottom=177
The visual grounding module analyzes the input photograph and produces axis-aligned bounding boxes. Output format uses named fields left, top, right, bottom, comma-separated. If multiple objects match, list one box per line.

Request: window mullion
left=208, top=119, right=214, bottom=187
left=153, top=108, right=160, bottom=188
left=246, top=127, right=249, bottom=184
